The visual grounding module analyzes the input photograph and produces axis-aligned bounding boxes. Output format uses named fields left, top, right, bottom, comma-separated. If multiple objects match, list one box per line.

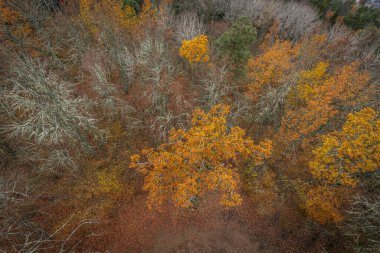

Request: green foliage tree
left=215, top=16, right=257, bottom=77
left=308, top=0, right=380, bottom=30
left=308, top=0, right=354, bottom=17
left=170, top=0, right=226, bottom=21
left=344, top=6, right=380, bottom=30
left=122, top=0, right=143, bottom=13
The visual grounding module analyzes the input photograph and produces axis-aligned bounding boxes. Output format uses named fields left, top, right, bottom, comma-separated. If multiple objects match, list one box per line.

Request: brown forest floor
left=102, top=195, right=276, bottom=253
left=78, top=188, right=346, bottom=253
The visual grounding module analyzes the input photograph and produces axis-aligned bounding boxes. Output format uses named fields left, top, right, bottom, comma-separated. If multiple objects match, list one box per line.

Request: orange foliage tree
left=304, top=185, right=346, bottom=224
left=246, top=40, right=300, bottom=101
left=179, top=34, right=209, bottom=65
left=277, top=61, right=371, bottom=147
left=130, top=104, right=272, bottom=209
left=298, top=34, right=328, bottom=67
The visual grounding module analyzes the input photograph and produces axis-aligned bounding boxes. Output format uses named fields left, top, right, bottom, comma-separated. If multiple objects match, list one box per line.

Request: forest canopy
left=0, top=0, right=379, bottom=252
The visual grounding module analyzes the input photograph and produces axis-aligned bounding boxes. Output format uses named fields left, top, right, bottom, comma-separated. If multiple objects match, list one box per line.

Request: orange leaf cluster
left=0, top=0, right=18, bottom=23
left=130, top=104, right=272, bottom=209
left=304, top=186, right=345, bottom=224
left=278, top=61, right=370, bottom=145
left=246, top=40, right=300, bottom=101
left=0, top=0, right=33, bottom=42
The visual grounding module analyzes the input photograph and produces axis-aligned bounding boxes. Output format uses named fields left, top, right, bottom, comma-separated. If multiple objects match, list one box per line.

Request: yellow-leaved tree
left=303, top=108, right=379, bottom=225
left=310, top=107, right=380, bottom=187
left=80, top=0, right=156, bottom=34
left=179, top=34, right=209, bottom=65
left=130, top=104, right=272, bottom=209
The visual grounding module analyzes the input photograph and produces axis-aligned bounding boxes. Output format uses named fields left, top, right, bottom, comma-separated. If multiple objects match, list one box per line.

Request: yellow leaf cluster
left=246, top=40, right=300, bottom=100
left=296, top=61, right=329, bottom=101
left=310, top=107, right=380, bottom=187
left=97, top=166, right=123, bottom=194
left=179, top=35, right=210, bottom=65
left=130, top=104, right=272, bottom=209
left=80, top=0, right=97, bottom=33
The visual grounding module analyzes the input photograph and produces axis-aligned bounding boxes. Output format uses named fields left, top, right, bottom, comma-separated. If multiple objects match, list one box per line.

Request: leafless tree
left=136, top=35, right=174, bottom=138
left=344, top=195, right=380, bottom=252
left=199, top=65, right=230, bottom=110
left=0, top=170, right=103, bottom=252
left=115, top=46, right=136, bottom=92
left=225, top=0, right=274, bottom=27
left=39, top=149, right=78, bottom=172
left=254, top=79, right=295, bottom=126
left=90, top=63, right=118, bottom=115
left=0, top=56, right=103, bottom=171
left=229, top=94, right=254, bottom=127
left=136, top=35, right=174, bottom=84
left=225, top=0, right=321, bottom=41
left=326, top=23, right=380, bottom=83
left=273, top=1, right=321, bottom=41
left=2, top=56, right=100, bottom=146
left=102, top=28, right=135, bottom=92
left=88, top=57, right=141, bottom=132
left=134, top=35, right=193, bottom=140
left=175, top=12, right=205, bottom=42
left=176, top=0, right=229, bottom=22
